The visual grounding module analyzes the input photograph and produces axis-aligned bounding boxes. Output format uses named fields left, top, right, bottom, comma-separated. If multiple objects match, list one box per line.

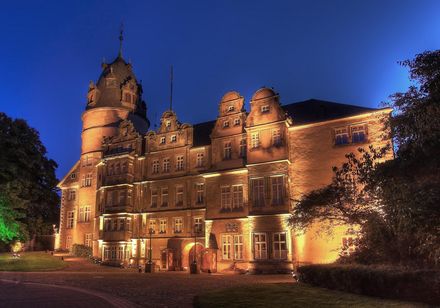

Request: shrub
left=297, top=264, right=440, bottom=305
left=71, top=244, right=92, bottom=258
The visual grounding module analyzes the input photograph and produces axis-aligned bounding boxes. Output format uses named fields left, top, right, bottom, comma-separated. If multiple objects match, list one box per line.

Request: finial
left=118, top=22, right=124, bottom=57
left=169, top=65, right=174, bottom=111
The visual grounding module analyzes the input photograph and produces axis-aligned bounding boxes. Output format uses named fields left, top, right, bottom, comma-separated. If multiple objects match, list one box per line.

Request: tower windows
left=261, top=105, right=270, bottom=113
left=234, top=118, right=240, bottom=126
left=160, top=136, right=166, bottom=144
left=223, top=121, right=230, bottom=128
left=170, top=135, right=177, bottom=143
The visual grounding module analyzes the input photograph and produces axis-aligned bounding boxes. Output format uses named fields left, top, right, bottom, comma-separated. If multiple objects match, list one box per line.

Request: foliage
left=297, top=264, right=440, bottom=305
left=0, top=113, right=59, bottom=245
left=0, top=194, right=25, bottom=243
left=289, top=50, right=440, bottom=267
left=71, top=244, right=92, bottom=258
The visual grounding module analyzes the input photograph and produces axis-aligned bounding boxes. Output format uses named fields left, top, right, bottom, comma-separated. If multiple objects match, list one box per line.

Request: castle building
left=57, top=50, right=392, bottom=273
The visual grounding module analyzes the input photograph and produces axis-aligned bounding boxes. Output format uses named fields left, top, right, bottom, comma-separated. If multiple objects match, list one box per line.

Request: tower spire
left=118, top=22, right=124, bottom=57
left=169, top=65, right=174, bottom=111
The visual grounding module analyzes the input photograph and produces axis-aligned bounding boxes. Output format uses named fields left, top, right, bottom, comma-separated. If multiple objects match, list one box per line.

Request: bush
left=71, top=244, right=92, bottom=258
left=297, top=264, right=440, bottom=305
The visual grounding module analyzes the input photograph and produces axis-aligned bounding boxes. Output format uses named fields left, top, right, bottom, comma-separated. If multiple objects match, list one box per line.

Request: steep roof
left=192, top=99, right=378, bottom=146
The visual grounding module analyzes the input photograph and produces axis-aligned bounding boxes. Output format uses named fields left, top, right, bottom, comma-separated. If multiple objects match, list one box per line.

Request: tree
left=0, top=113, right=60, bottom=246
left=289, top=50, right=440, bottom=267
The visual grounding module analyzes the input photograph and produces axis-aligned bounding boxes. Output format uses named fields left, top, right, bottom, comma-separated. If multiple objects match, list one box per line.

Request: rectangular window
left=251, top=132, right=260, bottom=148
left=223, top=142, right=232, bottom=160
left=161, top=187, right=168, bottom=207
left=110, top=246, right=117, bottom=260
left=131, top=241, right=137, bottom=258
left=175, top=185, right=184, bottom=206
left=163, top=158, right=170, bottom=173
left=234, top=235, right=243, bottom=260
left=196, top=153, right=204, bottom=167
left=272, top=129, right=282, bottom=146
left=149, top=219, right=156, bottom=233
left=85, top=233, right=92, bottom=247
left=271, top=176, right=284, bottom=205
left=78, top=207, right=84, bottom=222
left=234, top=118, right=240, bottom=126
left=118, top=190, right=126, bottom=205
left=66, top=235, right=72, bottom=249
left=261, top=105, right=270, bottom=113
left=253, top=233, right=267, bottom=260
left=170, top=135, right=177, bottom=142
left=84, top=173, right=92, bottom=187
left=174, top=217, right=183, bottom=233
left=67, top=211, right=74, bottom=229
left=152, top=160, right=160, bottom=174
left=104, top=219, right=111, bottom=231
left=194, top=217, right=203, bottom=233
left=221, top=186, right=232, bottom=210
left=84, top=205, right=91, bottom=222
left=117, top=246, right=124, bottom=260
left=351, top=125, right=366, bottom=143
left=196, top=183, right=204, bottom=204
left=159, top=219, right=167, bottom=234
left=151, top=188, right=158, bottom=208
left=118, top=218, right=125, bottom=231
left=239, top=139, right=246, bottom=157
left=222, top=235, right=233, bottom=260
left=232, top=185, right=243, bottom=209
left=160, top=136, right=166, bottom=144
left=223, top=120, right=230, bottom=128
left=335, top=127, right=349, bottom=145
left=67, top=189, right=76, bottom=201
left=251, top=178, right=265, bottom=207
left=273, top=232, right=287, bottom=259
left=176, top=155, right=184, bottom=171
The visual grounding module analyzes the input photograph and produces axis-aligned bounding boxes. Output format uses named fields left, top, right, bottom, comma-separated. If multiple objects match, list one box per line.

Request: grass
left=194, top=283, right=426, bottom=308
left=0, top=251, right=66, bottom=272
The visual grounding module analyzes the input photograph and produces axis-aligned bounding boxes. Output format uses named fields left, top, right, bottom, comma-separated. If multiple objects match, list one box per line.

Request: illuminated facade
left=57, top=51, right=392, bottom=273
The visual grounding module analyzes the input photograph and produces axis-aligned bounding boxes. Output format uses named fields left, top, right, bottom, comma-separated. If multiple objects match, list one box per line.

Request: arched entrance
left=188, top=243, right=204, bottom=268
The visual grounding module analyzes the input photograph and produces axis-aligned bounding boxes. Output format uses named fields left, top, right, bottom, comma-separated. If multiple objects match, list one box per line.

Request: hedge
left=297, top=264, right=440, bottom=305
left=71, top=244, right=92, bottom=258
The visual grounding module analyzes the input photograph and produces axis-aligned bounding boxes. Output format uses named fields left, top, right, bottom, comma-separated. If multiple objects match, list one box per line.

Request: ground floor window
left=118, top=246, right=124, bottom=260
left=66, top=235, right=72, bottom=249
left=234, top=235, right=243, bottom=260
left=221, top=235, right=233, bottom=260
left=253, top=233, right=267, bottom=260
left=273, top=232, right=287, bottom=259
left=222, top=234, right=244, bottom=260
left=85, top=233, right=92, bottom=247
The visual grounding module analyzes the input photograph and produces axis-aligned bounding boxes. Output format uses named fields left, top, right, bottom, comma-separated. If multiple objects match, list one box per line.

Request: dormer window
left=234, top=118, right=240, bottom=126
left=70, top=173, right=76, bottom=180
left=261, top=105, right=270, bottom=113
left=227, top=106, right=235, bottom=112
left=160, top=137, right=166, bottom=144
left=223, top=121, right=230, bottom=128
left=170, top=135, right=177, bottom=143
left=166, top=120, right=171, bottom=129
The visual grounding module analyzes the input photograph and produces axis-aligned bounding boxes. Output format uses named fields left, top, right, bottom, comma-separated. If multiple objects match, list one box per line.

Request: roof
left=192, top=99, right=378, bottom=146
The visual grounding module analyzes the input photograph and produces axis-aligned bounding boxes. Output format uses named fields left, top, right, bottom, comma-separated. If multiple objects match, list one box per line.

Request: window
left=227, top=105, right=234, bottom=112
left=261, top=105, right=270, bottom=113
left=104, top=219, right=111, bottom=231
left=223, top=142, right=232, bottom=160
left=118, top=191, right=126, bottom=205
left=194, top=217, right=203, bottom=233
left=84, top=173, right=92, bottom=187
left=124, top=92, right=131, bottom=103
left=223, top=121, right=230, bottom=128
left=151, top=188, right=158, bottom=207
left=251, top=178, right=265, bottom=207
left=118, top=218, right=125, bottom=231
left=67, top=211, right=74, bottom=229
left=232, top=185, right=243, bottom=209
left=174, top=217, right=183, bottom=233
left=163, top=158, right=170, bottom=173
left=160, top=136, right=166, bottom=144
left=251, top=132, right=260, bottom=149
left=165, top=120, right=171, bottom=129
left=273, top=232, right=287, bottom=259
left=84, top=205, right=91, bottom=222
left=222, top=235, right=233, bottom=260
left=196, top=153, right=204, bottom=167
left=66, top=235, right=72, bottom=250
left=170, top=135, right=177, bottom=143
left=351, top=125, right=366, bottom=143
left=149, top=219, right=156, bottom=233
left=131, top=241, right=137, bottom=257
left=161, top=187, right=169, bottom=207
left=70, top=173, right=76, bottom=180
left=239, top=139, right=247, bottom=157
left=234, top=118, right=240, bottom=126
left=121, top=162, right=128, bottom=173
left=125, top=218, right=131, bottom=231
left=271, top=176, right=284, bottom=205
left=176, top=185, right=184, bottom=206
left=112, top=219, right=117, bottom=231
left=234, top=235, right=243, bottom=260
left=85, top=233, right=92, bottom=247
left=152, top=160, right=159, bottom=174
left=272, top=129, right=282, bottom=146
left=159, top=219, right=167, bottom=234
left=253, top=233, right=267, bottom=259
left=176, top=155, right=184, bottom=171
left=221, top=186, right=231, bottom=210
left=335, top=127, right=349, bottom=145
left=67, top=189, right=76, bottom=201
left=83, top=156, right=93, bottom=167
left=117, top=246, right=124, bottom=260
left=196, top=183, right=204, bottom=204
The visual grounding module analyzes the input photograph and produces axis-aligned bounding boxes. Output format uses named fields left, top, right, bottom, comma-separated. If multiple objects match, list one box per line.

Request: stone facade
left=57, top=53, right=392, bottom=273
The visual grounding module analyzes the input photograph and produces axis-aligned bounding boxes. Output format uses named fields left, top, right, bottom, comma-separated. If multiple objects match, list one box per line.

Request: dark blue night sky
left=1, top=0, right=439, bottom=179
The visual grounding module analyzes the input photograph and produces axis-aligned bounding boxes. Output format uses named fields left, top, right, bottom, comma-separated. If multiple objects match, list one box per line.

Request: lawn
left=0, top=251, right=66, bottom=272
left=194, top=283, right=426, bottom=308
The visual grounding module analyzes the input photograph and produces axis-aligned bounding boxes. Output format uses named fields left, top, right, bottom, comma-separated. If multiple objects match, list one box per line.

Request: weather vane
left=118, top=22, right=124, bottom=57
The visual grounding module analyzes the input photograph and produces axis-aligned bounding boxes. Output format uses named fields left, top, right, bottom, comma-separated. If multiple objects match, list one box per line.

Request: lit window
left=221, top=186, right=231, bottom=210
left=232, top=185, right=243, bottom=209
left=176, top=155, right=184, bottom=171
left=175, top=185, right=184, bottom=206
left=117, top=246, right=124, bottom=260
left=161, top=187, right=169, bottom=207
left=194, top=217, right=203, bottom=233
left=271, top=176, right=284, bottom=205
left=222, top=235, right=233, bottom=260
left=174, top=217, right=183, bottom=233
left=149, top=219, right=156, bottom=233
left=152, top=160, right=160, bottom=174
left=251, top=178, right=265, bottom=207
left=223, top=142, right=232, bottom=160
left=84, top=173, right=92, bottom=187
left=196, top=183, right=204, bottom=204
left=163, top=158, right=170, bottom=173
left=234, top=235, right=243, bottom=260
left=273, top=232, right=287, bottom=259
left=272, top=129, right=282, bottom=146
left=351, top=125, right=366, bottom=143
left=261, top=105, right=270, bottom=113
left=253, top=233, right=267, bottom=259
left=234, top=118, right=240, bottom=126
left=151, top=188, right=158, bottom=207
left=170, top=135, right=177, bottom=143
left=335, top=127, right=349, bottom=145
left=85, top=233, right=92, bottom=247
left=227, top=105, right=234, bottom=112
left=160, top=136, right=166, bottom=144
left=251, top=132, right=260, bottom=149
left=166, top=120, right=171, bottom=129
left=159, top=219, right=167, bottom=234
left=196, top=153, right=204, bottom=167
left=84, top=205, right=91, bottom=222
left=67, top=211, right=74, bottom=229
left=239, top=139, right=247, bottom=157
left=223, top=121, right=230, bottom=128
